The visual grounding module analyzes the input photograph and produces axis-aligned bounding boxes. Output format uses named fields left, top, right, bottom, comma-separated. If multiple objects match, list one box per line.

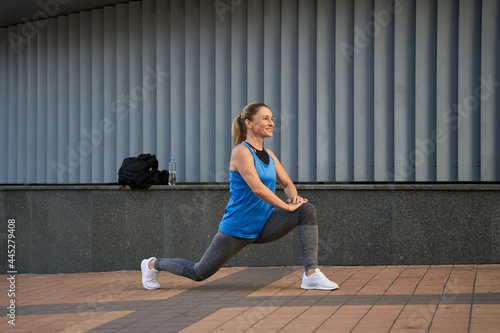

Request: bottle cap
left=170, top=156, right=175, bottom=161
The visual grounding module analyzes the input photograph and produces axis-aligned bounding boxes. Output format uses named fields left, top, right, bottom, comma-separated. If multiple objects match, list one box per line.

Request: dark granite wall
left=1, top=184, right=499, bottom=274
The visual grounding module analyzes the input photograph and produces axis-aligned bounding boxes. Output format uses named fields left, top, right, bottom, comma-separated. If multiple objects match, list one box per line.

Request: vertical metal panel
left=199, top=0, right=215, bottom=181
left=91, top=10, right=104, bottom=183
left=104, top=6, right=117, bottom=182
left=46, top=19, right=58, bottom=183
left=0, top=29, right=8, bottom=183
left=353, top=0, right=374, bottom=181
left=393, top=0, right=415, bottom=181
left=298, top=0, right=316, bottom=181
left=436, top=0, right=459, bottom=181
left=57, top=16, right=69, bottom=183
left=263, top=0, right=281, bottom=156
left=17, top=24, right=28, bottom=183
left=36, top=20, right=48, bottom=183
left=142, top=0, right=156, bottom=158
left=79, top=11, right=92, bottom=183
left=316, top=0, right=335, bottom=181
left=373, top=0, right=394, bottom=181
left=415, top=0, right=437, bottom=181
left=481, top=0, right=500, bottom=180
left=214, top=0, right=231, bottom=182
left=155, top=0, right=171, bottom=173
left=335, top=0, right=354, bottom=181
left=7, top=26, right=18, bottom=183
left=0, top=0, right=499, bottom=184
left=116, top=4, right=130, bottom=166
left=68, top=14, right=80, bottom=184
left=247, top=0, right=264, bottom=102
left=128, top=2, right=143, bottom=156
left=281, top=0, right=299, bottom=180
left=458, top=0, right=481, bottom=181
left=170, top=0, right=186, bottom=181
left=231, top=0, right=247, bottom=144
left=185, top=0, right=201, bottom=181
left=229, top=1, right=247, bottom=161
left=26, top=33, right=37, bottom=184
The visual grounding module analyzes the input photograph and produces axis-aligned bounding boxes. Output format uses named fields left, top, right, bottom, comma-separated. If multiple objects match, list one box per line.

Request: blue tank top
left=219, top=142, right=276, bottom=239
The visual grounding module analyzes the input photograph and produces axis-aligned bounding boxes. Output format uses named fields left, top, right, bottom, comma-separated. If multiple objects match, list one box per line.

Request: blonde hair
left=232, top=102, right=269, bottom=146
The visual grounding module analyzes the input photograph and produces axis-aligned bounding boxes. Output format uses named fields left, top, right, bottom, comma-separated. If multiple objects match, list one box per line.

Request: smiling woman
left=231, top=102, right=272, bottom=146
left=141, top=102, right=338, bottom=291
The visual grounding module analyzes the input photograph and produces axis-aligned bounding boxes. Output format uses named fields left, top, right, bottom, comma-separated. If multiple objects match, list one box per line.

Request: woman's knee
left=192, top=263, right=220, bottom=282
left=298, top=202, right=317, bottom=225
left=183, top=265, right=207, bottom=281
left=192, top=274, right=206, bottom=282
left=192, top=269, right=216, bottom=282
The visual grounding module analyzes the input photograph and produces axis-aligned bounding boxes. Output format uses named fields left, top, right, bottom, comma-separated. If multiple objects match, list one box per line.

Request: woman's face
left=246, top=107, right=274, bottom=138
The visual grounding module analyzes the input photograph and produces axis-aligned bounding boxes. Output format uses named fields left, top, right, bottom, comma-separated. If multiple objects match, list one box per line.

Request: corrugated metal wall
left=0, top=0, right=499, bottom=184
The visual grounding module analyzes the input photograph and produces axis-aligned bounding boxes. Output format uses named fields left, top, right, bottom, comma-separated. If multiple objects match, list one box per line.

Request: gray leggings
left=155, top=202, right=318, bottom=281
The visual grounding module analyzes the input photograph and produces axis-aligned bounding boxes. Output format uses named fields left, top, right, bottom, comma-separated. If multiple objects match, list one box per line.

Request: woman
left=141, top=102, right=338, bottom=291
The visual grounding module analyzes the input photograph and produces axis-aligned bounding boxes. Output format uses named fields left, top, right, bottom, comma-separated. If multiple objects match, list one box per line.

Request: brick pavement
left=0, top=265, right=499, bottom=332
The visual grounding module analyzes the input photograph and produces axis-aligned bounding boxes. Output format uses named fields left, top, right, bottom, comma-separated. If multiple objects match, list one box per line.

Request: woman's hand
left=286, top=196, right=308, bottom=212
left=287, top=195, right=308, bottom=205
left=286, top=201, right=303, bottom=212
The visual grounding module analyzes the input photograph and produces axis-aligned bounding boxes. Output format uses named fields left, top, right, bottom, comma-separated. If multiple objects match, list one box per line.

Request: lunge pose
left=141, top=102, right=338, bottom=291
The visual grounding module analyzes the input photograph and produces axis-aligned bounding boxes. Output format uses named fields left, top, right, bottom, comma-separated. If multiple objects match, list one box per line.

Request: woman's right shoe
left=300, top=268, right=339, bottom=290
left=141, top=257, right=160, bottom=290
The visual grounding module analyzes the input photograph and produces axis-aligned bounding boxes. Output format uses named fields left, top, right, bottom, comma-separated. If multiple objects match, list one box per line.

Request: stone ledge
left=1, top=183, right=499, bottom=273
left=1, top=183, right=499, bottom=191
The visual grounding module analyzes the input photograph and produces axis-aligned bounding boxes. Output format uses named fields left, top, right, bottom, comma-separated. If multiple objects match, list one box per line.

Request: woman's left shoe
left=300, top=268, right=339, bottom=290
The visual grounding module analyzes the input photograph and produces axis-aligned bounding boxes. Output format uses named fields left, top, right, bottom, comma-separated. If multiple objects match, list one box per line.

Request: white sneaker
left=301, top=268, right=339, bottom=290
left=141, top=257, right=160, bottom=290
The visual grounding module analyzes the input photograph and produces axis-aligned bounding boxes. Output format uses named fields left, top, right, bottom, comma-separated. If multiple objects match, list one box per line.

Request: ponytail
left=232, top=102, right=270, bottom=146
left=232, top=114, right=246, bottom=146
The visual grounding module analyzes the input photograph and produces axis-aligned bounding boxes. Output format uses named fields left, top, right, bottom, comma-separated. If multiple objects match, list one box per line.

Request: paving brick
left=0, top=265, right=499, bottom=332
left=414, top=265, right=454, bottom=295
left=280, top=305, right=339, bottom=332
left=316, top=305, right=372, bottom=332
left=249, top=306, right=308, bottom=332
left=475, top=264, right=500, bottom=293
left=470, top=304, right=500, bottom=332
left=357, top=266, right=407, bottom=295
left=214, top=306, right=279, bottom=332
left=390, top=304, right=437, bottom=332
left=179, top=307, right=248, bottom=332
left=352, top=305, right=404, bottom=333
left=62, top=311, right=135, bottom=332
left=428, top=304, right=471, bottom=332
left=385, top=265, right=430, bottom=295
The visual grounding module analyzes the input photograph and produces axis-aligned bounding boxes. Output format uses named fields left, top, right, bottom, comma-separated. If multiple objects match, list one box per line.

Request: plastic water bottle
left=168, top=156, right=176, bottom=185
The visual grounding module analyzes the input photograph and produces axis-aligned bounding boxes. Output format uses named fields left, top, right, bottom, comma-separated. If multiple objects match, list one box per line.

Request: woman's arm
left=266, top=149, right=307, bottom=204
left=230, top=145, right=304, bottom=211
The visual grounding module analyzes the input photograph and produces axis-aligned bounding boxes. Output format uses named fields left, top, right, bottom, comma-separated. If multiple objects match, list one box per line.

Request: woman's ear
left=244, top=118, right=252, bottom=129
